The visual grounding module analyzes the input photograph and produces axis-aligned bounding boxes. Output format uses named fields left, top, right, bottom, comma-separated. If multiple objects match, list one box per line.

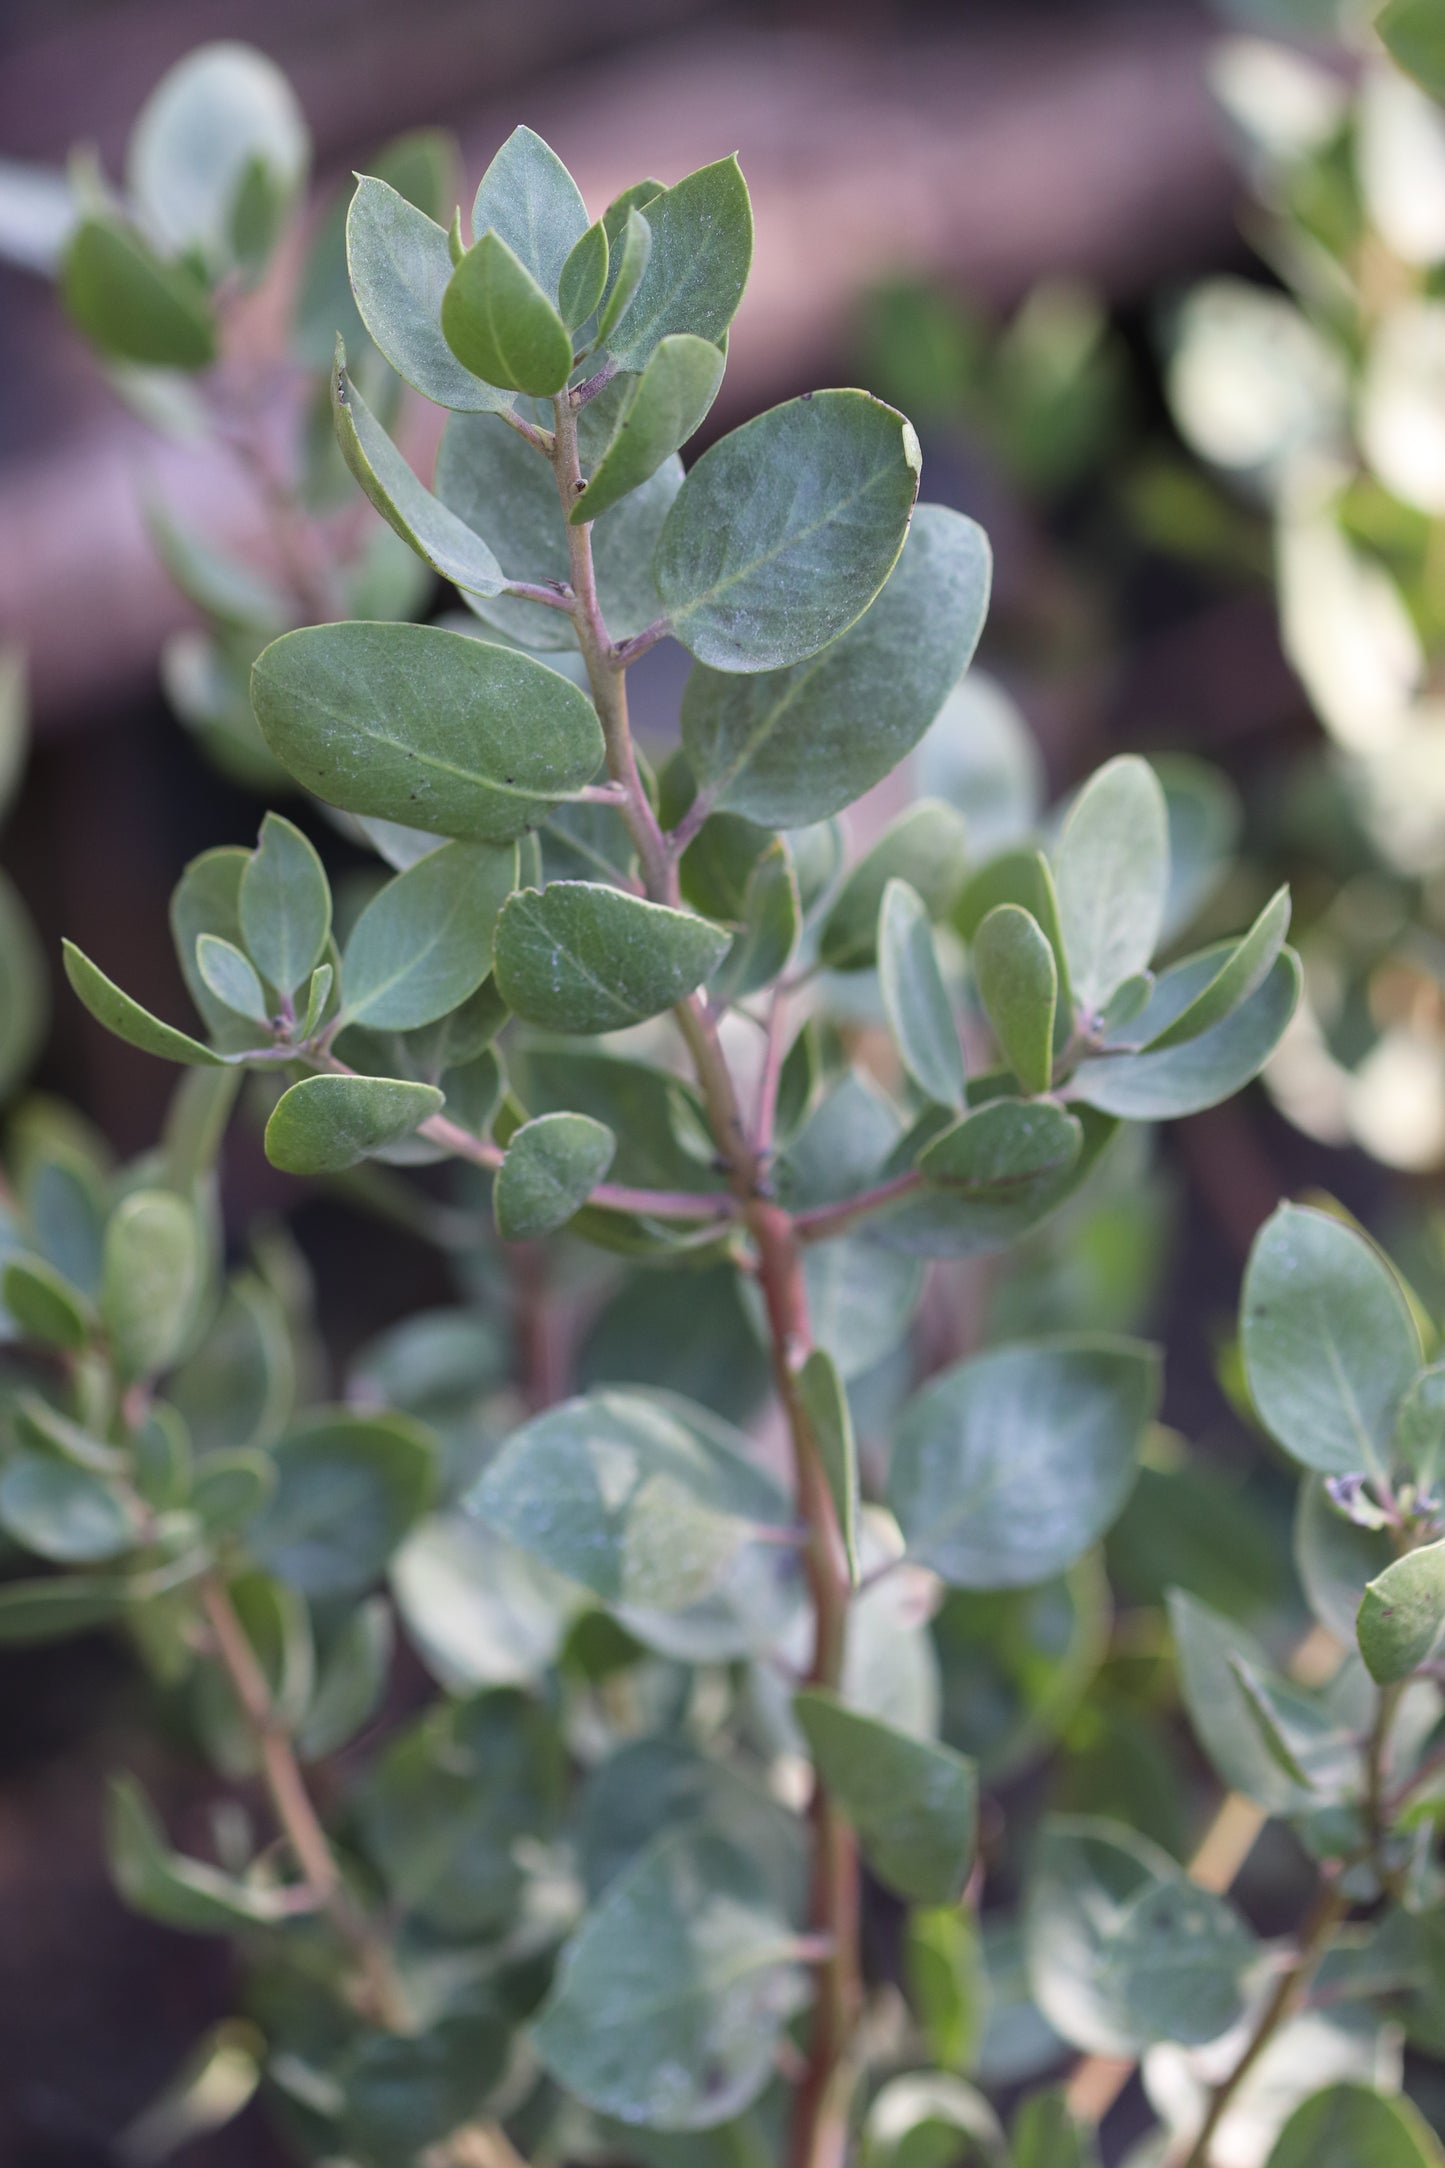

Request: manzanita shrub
left=5, top=36, right=1445, bottom=2168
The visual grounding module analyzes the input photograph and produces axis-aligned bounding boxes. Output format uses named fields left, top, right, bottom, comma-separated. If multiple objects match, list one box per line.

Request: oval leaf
left=973, top=904, right=1058, bottom=1095
left=795, top=1689, right=977, bottom=1906
left=492, top=882, right=730, bottom=1034
left=878, top=879, right=965, bottom=1109
left=63, top=941, right=225, bottom=1067
left=341, top=840, right=518, bottom=1030
left=1052, top=756, right=1169, bottom=1019
left=265, top=1073, right=442, bottom=1174
left=494, top=1112, right=617, bottom=1241
left=441, top=229, right=574, bottom=397
left=572, top=334, right=725, bottom=523
left=1357, top=1539, right=1445, bottom=1683
left=604, top=155, right=752, bottom=371
left=346, top=176, right=513, bottom=411
left=251, top=1409, right=436, bottom=1598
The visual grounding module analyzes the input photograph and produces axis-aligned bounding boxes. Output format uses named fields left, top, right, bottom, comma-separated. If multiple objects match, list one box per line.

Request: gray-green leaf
left=251, top=1409, right=435, bottom=1598
left=0, top=1454, right=135, bottom=1563
left=795, top=1689, right=977, bottom=1905
left=470, top=124, right=588, bottom=298
left=238, top=812, right=331, bottom=998
left=888, top=1338, right=1158, bottom=1588
left=656, top=391, right=921, bottom=671
left=818, top=802, right=967, bottom=972
left=973, top=904, right=1058, bottom=1095
left=1357, top=1540, right=1445, bottom=1683
left=1140, top=886, right=1291, bottom=1052
left=346, top=176, right=514, bottom=412
left=1242, top=1203, right=1421, bottom=1478
left=796, top=1347, right=860, bottom=1584
left=1066, top=950, right=1300, bottom=1119
left=495, top=1112, right=616, bottom=1240
left=264, top=1074, right=443, bottom=1174
left=917, top=1099, right=1082, bottom=1197
left=63, top=942, right=225, bottom=1067
left=61, top=215, right=216, bottom=370
left=441, top=229, right=574, bottom=397
left=572, top=335, right=725, bottom=523
left=604, top=155, right=752, bottom=372
left=493, top=882, right=730, bottom=1033
left=251, top=622, right=604, bottom=840
left=340, top=839, right=518, bottom=1029
left=196, top=935, right=269, bottom=1025
left=1052, top=756, right=1169, bottom=1019
left=101, top=1190, right=202, bottom=1380
left=878, top=879, right=964, bottom=1108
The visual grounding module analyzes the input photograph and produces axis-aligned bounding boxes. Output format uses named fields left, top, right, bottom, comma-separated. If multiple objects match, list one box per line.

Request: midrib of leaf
left=274, top=688, right=587, bottom=804
left=345, top=880, right=482, bottom=1023
left=672, top=454, right=905, bottom=621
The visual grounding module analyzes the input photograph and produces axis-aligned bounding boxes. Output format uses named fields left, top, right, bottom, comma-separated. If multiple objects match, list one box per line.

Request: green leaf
left=796, top=1349, right=860, bottom=1584
left=1296, top=1475, right=1394, bottom=1645
left=918, top=1099, right=1082, bottom=1197
left=0, top=1454, right=135, bottom=1562
left=292, top=127, right=459, bottom=367
left=493, top=882, right=731, bottom=1034
left=331, top=341, right=508, bottom=599
left=879, top=879, right=964, bottom=1108
left=101, top=1191, right=203, bottom=1380
left=818, top=802, right=967, bottom=971
left=13, top=1395, right=125, bottom=1476
left=596, top=205, right=652, bottom=347
left=1378, top=0, right=1445, bottom=104
left=169, top=1273, right=294, bottom=1457
left=559, top=217, right=609, bottom=329
left=1358, top=1541, right=1445, bottom=1683
left=572, top=335, right=725, bottom=523
left=1242, top=1203, right=1421, bottom=1478
left=955, top=847, right=1072, bottom=1016
left=1397, top=1364, right=1445, bottom=1495
left=3, top=1254, right=91, bottom=1351
left=605, top=156, right=752, bottom=371
left=470, top=124, right=588, bottom=298
left=297, top=1595, right=393, bottom=1760
left=126, top=42, right=308, bottom=268
left=1140, top=886, right=1291, bottom=1051
left=656, top=390, right=921, bottom=671
left=346, top=176, right=514, bottom=411
left=0, top=1574, right=128, bottom=1644
left=681, top=505, right=991, bottom=826
left=906, top=1907, right=987, bottom=2074
left=191, top=1449, right=275, bottom=1540
left=436, top=402, right=678, bottom=648
left=441, top=230, right=574, bottom=396
left=1024, top=1816, right=1255, bottom=2055
left=888, top=1338, right=1158, bottom=1587
left=576, top=1736, right=805, bottom=1919
left=862, top=2074, right=1005, bottom=2168
left=795, top=1689, right=977, bottom=1905
left=357, top=1688, right=561, bottom=1933
left=1052, top=756, right=1169, bottom=1018
left=532, top=1829, right=806, bottom=2131
left=1010, top=2090, right=1101, bottom=2168
left=1265, top=2082, right=1445, bottom=2167
left=872, top=1101, right=1115, bottom=1263
left=1167, top=1591, right=1315, bottom=1813
left=470, top=1387, right=792, bottom=1612
left=62, top=940, right=225, bottom=1067
left=251, top=622, right=604, bottom=839
left=495, top=1112, right=616, bottom=1240
left=196, top=935, right=269, bottom=1026
left=60, top=215, right=216, bottom=370
left=237, top=811, right=331, bottom=1000
left=340, top=840, right=517, bottom=1029
left=712, top=839, right=800, bottom=1003
left=264, top=1074, right=442, bottom=1175
left=107, top=1774, right=294, bottom=1932
left=252, top=1409, right=435, bottom=1598
left=973, top=905, right=1058, bottom=1094
left=1067, top=950, right=1300, bottom=1119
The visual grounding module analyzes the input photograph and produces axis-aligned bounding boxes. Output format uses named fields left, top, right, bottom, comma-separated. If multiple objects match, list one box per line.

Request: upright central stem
left=549, top=394, right=860, bottom=2167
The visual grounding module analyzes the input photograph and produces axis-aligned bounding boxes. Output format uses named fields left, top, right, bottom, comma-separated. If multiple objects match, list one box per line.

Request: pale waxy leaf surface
left=251, top=622, right=604, bottom=840
left=61, top=216, right=216, bottom=370
left=340, top=839, right=518, bottom=1029
left=1052, top=755, right=1170, bottom=1018
left=101, top=1190, right=202, bottom=1381
left=531, top=1828, right=807, bottom=2131
left=126, top=42, right=308, bottom=264
left=264, top=1074, right=443, bottom=1174
left=492, top=882, right=731, bottom=1034
left=656, top=390, right=921, bottom=671
left=251, top=1409, right=436, bottom=1598
left=1067, top=950, right=1300, bottom=1119
left=603, top=155, right=752, bottom=371
left=1025, top=1817, right=1255, bottom=2056
left=794, top=1689, right=977, bottom=1905
left=238, top=812, right=331, bottom=998
left=494, top=1112, right=616, bottom=1240
left=917, top=1099, right=1083, bottom=1197
left=1242, top=1203, right=1421, bottom=1478
left=0, top=1454, right=135, bottom=1564
left=888, top=1337, right=1158, bottom=1588
left=1357, top=1540, right=1445, bottom=1683
left=437, top=407, right=680, bottom=648
left=441, top=230, right=574, bottom=397
left=878, top=879, right=964, bottom=1109
left=796, top=1347, right=860, bottom=1584
left=470, top=124, right=589, bottom=297
left=469, top=1387, right=792, bottom=1613
left=681, top=505, right=990, bottom=825
left=573, top=334, right=725, bottom=523
left=1140, top=885, right=1291, bottom=1051
left=346, top=176, right=514, bottom=411
left=331, top=343, right=508, bottom=598
left=1264, top=2083, right=1445, bottom=2167
left=63, top=941, right=225, bottom=1067
left=818, top=802, right=967, bottom=971
left=195, top=935, right=269, bottom=1025
left=973, top=903, right=1058, bottom=1095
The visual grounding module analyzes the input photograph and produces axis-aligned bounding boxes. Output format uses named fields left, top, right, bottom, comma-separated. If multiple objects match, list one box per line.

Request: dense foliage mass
left=0, top=14, right=1444, bottom=2168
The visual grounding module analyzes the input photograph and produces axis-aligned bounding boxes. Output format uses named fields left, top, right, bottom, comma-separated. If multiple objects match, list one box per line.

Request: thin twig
left=792, top=1172, right=923, bottom=1242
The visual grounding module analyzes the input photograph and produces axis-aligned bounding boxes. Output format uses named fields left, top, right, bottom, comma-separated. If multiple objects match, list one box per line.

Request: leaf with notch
left=656, top=391, right=921, bottom=672
left=238, top=812, right=331, bottom=998
left=251, top=622, right=603, bottom=840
